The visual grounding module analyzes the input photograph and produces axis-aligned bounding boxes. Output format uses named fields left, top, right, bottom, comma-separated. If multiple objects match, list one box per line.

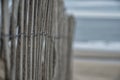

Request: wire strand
left=0, top=32, right=68, bottom=39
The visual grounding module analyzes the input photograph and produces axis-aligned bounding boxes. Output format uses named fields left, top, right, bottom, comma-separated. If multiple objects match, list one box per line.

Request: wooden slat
left=23, top=0, right=30, bottom=80
left=10, top=0, right=19, bottom=80
left=1, top=0, right=11, bottom=80
left=15, top=0, right=25, bottom=80
left=32, top=0, right=38, bottom=80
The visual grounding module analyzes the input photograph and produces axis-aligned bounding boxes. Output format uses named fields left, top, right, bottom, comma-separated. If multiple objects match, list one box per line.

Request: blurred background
left=64, top=0, right=120, bottom=80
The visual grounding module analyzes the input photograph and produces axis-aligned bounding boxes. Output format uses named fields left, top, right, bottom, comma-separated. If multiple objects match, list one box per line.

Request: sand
left=72, top=49, right=120, bottom=80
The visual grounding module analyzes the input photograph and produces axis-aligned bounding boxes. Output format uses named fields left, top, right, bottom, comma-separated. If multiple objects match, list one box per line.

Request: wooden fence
left=0, top=0, right=75, bottom=80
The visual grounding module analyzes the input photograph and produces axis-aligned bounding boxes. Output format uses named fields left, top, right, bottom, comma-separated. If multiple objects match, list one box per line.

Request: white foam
left=66, top=10, right=120, bottom=19
left=73, top=41, right=120, bottom=51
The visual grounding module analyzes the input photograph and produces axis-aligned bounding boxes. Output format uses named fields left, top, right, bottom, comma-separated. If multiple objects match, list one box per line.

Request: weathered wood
left=15, top=0, right=25, bottom=80
left=0, top=59, right=5, bottom=80
left=10, top=0, right=19, bottom=80
left=0, top=0, right=75, bottom=80
left=23, top=0, right=29, bottom=80
left=32, top=0, right=38, bottom=80
left=1, top=0, right=11, bottom=80
left=27, top=0, right=35, bottom=80
left=66, top=15, right=75, bottom=80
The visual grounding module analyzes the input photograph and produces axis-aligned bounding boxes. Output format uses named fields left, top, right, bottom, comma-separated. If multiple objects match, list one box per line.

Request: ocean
left=64, top=0, right=120, bottom=51
left=73, top=18, right=120, bottom=51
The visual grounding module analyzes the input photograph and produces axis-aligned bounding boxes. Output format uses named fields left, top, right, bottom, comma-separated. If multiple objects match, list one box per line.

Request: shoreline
left=73, top=48, right=120, bottom=59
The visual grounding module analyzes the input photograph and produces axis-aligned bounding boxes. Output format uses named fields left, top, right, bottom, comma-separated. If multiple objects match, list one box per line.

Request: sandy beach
left=73, top=49, right=120, bottom=80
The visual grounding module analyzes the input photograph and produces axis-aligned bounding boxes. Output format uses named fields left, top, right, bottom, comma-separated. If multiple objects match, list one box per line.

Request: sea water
left=73, top=18, right=120, bottom=51
left=64, top=0, right=120, bottom=51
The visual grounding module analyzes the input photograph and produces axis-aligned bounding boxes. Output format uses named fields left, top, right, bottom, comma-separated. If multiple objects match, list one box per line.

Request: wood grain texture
left=0, top=0, right=75, bottom=80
